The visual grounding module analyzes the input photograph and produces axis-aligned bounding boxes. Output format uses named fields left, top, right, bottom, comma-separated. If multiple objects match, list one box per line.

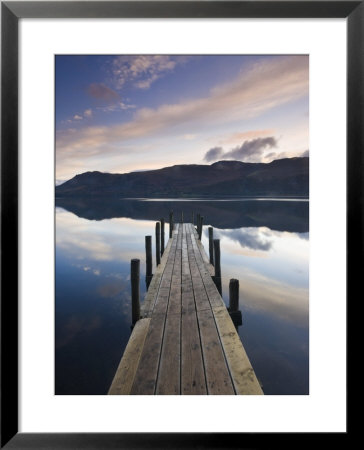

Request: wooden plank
left=188, top=227, right=225, bottom=309
left=186, top=231, right=212, bottom=312
left=140, top=236, right=173, bottom=318
left=197, top=308, right=235, bottom=395
left=151, top=229, right=178, bottom=316
left=181, top=307, right=207, bottom=394
left=213, top=307, right=263, bottom=395
left=188, top=223, right=263, bottom=395
left=184, top=223, right=234, bottom=394
left=180, top=223, right=207, bottom=394
left=130, top=313, right=166, bottom=395
left=189, top=223, right=215, bottom=276
left=155, top=225, right=182, bottom=394
left=108, top=318, right=150, bottom=395
left=156, top=313, right=181, bottom=395
left=130, top=226, right=181, bottom=395
left=168, top=234, right=182, bottom=316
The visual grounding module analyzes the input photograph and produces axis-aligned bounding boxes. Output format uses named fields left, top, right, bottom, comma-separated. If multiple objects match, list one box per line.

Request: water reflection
left=56, top=198, right=309, bottom=395
left=56, top=197, right=308, bottom=232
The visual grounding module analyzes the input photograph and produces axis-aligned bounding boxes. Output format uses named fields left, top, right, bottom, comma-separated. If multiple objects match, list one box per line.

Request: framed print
left=1, top=1, right=359, bottom=447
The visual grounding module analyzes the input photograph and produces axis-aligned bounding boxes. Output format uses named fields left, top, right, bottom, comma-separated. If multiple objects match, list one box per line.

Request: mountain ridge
left=56, top=157, right=309, bottom=198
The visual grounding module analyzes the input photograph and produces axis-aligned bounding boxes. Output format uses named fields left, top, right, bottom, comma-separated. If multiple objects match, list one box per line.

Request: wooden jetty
left=109, top=222, right=263, bottom=395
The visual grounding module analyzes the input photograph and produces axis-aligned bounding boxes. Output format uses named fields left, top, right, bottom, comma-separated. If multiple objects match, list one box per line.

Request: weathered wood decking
left=109, top=223, right=263, bottom=395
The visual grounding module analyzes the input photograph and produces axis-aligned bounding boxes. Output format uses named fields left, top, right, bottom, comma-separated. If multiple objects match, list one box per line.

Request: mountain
left=56, top=157, right=309, bottom=198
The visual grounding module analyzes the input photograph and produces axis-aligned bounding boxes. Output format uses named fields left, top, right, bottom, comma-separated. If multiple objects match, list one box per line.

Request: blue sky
left=56, top=55, right=309, bottom=183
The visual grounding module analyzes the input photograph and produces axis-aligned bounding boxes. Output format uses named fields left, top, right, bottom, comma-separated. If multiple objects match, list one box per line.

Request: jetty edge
left=108, top=222, right=263, bottom=395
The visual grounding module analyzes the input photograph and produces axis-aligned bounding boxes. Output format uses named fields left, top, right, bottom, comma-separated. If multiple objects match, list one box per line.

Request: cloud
left=87, top=83, right=120, bottom=103
left=204, top=137, right=277, bottom=162
left=224, top=137, right=277, bottom=160
left=110, top=55, right=186, bottom=90
left=57, top=55, right=308, bottom=178
left=204, top=146, right=224, bottom=162
left=218, top=129, right=275, bottom=146
left=97, top=101, right=136, bottom=113
left=73, top=114, right=83, bottom=120
left=216, top=228, right=273, bottom=251
left=182, top=134, right=197, bottom=141
left=264, top=151, right=295, bottom=162
left=263, top=148, right=309, bottom=163
left=84, top=109, right=92, bottom=118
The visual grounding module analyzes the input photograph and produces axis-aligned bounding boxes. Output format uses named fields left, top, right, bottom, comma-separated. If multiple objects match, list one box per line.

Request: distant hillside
left=56, top=157, right=309, bottom=198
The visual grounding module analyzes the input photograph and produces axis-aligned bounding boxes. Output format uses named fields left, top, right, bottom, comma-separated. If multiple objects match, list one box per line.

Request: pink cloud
left=87, top=83, right=120, bottom=103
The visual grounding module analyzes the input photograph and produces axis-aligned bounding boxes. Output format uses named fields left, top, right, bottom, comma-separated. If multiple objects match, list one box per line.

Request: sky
left=56, top=55, right=309, bottom=184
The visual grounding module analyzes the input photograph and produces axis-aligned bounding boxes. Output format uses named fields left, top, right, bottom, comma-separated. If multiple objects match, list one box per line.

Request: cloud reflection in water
left=203, top=225, right=309, bottom=328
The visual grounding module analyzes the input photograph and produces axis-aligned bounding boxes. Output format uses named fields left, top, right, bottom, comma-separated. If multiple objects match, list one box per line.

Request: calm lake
left=55, top=198, right=309, bottom=395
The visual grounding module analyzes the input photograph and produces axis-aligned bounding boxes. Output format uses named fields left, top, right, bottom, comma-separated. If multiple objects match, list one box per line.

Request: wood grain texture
left=156, top=313, right=181, bottom=395
left=108, top=318, right=150, bottom=395
left=197, top=308, right=235, bottom=395
left=213, top=307, right=263, bottom=395
left=110, top=223, right=263, bottom=395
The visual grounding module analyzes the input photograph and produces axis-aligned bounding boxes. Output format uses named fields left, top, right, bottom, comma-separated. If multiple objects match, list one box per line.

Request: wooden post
left=213, top=238, right=222, bottom=295
left=198, top=216, right=204, bottom=240
left=229, top=279, right=239, bottom=312
left=155, top=222, right=161, bottom=266
left=229, top=278, right=242, bottom=327
left=160, top=218, right=165, bottom=255
left=196, top=213, right=200, bottom=232
left=213, top=239, right=221, bottom=278
left=169, top=211, right=174, bottom=238
left=192, top=212, right=194, bottom=225
left=131, top=259, right=140, bottom=325
left=145, top=235, right=152, bottom=289
left=181, top=211, right=184, bottom=223
left=208, top=227, right=214, bottom=265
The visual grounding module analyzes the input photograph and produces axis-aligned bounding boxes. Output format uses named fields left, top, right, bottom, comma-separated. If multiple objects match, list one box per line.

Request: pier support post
left=192, top=212, right=194, bottom=225
left=156, top=222, right=161, bottom=266
left=208, top=227, right=214, bottom=265
left=169, top=211, right=174, bottom=238
left=213, top=239, right=222, bottom=295
left=145, top=236, right=153, bottom=289
left=198, top=216, right=204, bottom=240
left=131, top=259, right=140, bottom=325
left=229, top=279, right=239, bottom=312
left=229, top=278, right=242, bottom=326
left=181, top=211, right=184, bottom=224
left=160, top=218, right=165, bottom=255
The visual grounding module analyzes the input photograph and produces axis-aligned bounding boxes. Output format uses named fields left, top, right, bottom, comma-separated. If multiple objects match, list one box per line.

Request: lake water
left=55, top=198, right=309, bottom=395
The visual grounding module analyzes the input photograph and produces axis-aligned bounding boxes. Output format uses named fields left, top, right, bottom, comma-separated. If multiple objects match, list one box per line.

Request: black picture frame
left=1, top=1, right=357, bottom=448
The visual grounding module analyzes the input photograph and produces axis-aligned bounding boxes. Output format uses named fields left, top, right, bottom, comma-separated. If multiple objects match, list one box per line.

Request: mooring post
left=160, top=218, right=165, bottom=255
left=229, top=279, right=239, bottom=312
left=145, top=235, right=153, bottom=289
left=196, top=213, right=200, bottom=232
left=208, top=226, right=214, bottom=265
left=181, top=211, right=184, bottom=224
left=131, top=259, right=140, bottom=325
left=228, top=278, right=242, bottom=327
left=192, top=212, right=194, bottom=225
left=213, top=238, right=222, bottom=295
left=156, top=222, right=161, bottom=266
left=198, top=216, right=204, bottom=240
left=169, top=211, right=174, bottom=238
